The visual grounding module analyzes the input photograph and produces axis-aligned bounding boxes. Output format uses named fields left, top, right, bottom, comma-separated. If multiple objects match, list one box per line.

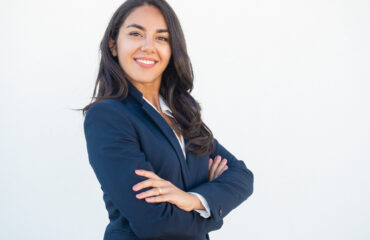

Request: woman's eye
left=129, top=32, right=141, bottom=37
left=157, top=36, right=169, bottom=42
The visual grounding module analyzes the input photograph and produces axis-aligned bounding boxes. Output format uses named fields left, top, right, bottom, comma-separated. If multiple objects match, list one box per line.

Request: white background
left=1, top=0, right=369, bottom=239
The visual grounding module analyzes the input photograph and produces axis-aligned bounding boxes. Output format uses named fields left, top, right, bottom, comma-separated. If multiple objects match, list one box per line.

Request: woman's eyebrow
left=126, top=23, right=169, bottom=33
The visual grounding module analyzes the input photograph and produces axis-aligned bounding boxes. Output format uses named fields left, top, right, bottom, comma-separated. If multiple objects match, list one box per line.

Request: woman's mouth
left=134, top=58, right=158, bottom=68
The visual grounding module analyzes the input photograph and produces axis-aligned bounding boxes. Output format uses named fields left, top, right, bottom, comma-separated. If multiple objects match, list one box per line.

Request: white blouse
left=142, top=95, right=211, bottom=218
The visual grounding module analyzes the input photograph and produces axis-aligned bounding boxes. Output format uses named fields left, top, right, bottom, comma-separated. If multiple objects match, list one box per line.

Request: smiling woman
left=109, top=6, right=172, bottom=84
left=82, top=0, right=254, bottom=239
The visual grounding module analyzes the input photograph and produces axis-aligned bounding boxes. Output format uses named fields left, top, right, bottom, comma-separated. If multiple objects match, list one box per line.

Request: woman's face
left=110, top=5, right=171, bottom=85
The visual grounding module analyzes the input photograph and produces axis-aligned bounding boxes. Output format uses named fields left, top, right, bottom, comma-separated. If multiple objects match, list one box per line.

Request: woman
left=82, top=0, right=254, bottom=239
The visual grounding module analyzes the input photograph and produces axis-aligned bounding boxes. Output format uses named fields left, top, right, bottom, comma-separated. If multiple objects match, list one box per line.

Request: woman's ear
left=108, top=38, right=118, bottom=57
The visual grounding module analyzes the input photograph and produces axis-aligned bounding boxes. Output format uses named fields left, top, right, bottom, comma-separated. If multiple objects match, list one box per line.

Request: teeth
left=136, top=59, right=155, bottom=64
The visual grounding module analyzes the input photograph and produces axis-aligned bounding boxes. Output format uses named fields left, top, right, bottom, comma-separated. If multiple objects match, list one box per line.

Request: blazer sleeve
left=188, top=138, right=254, bottom=223
left=83, top=100, right=223, bottom=239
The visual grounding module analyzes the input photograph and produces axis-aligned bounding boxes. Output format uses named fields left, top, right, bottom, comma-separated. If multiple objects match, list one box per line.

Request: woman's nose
left=141, top=37, right=155, bottom=53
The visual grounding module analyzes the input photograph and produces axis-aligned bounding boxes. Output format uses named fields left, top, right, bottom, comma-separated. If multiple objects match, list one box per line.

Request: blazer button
left=218, top=208, right=222, bottom=216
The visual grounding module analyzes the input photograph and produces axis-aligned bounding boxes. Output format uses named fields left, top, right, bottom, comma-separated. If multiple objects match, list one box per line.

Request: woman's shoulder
left=86, top=97, right=134, bottom=115
left=83, top=98, right=138, bottom=141
left=88, top=98, right=122, bottom=110
left=84, top=98, right=134, bottom=125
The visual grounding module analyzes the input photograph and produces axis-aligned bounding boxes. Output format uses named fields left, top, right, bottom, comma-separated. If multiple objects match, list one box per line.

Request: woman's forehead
left=123, top=5, right=168, bottom=30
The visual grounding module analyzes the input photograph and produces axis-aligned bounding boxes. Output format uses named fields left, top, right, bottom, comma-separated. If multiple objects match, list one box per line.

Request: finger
left=214, top=158, right=227, bottom=178
left=132, top=179, right=164, bottom=191
left=208, top=158, right=213, bottom=170
left=209, top=156, right=219, bottom=181
left=210, top=155, right=222, bottom=180
left=135, top=169, right=161, bottom=180
left=221, top=164, right=229, bottom=174
left=145, top=194, right=168, bottom=203
left=136, top=187, right=169, bottom=199
left=209, top=162, right=214, bottom=181
left=215, top=158, right=227, bottom=176
left=208, top=158, right=213, bottom=181
left=214, top=165, right=228, bottom=181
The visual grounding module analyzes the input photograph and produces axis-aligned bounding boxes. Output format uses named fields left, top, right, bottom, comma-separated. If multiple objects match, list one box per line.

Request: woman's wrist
left=188, top=192, right=205, bottom=211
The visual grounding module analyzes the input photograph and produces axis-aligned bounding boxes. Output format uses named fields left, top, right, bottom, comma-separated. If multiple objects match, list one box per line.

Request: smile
left=134, top=58, right=158, bottom=68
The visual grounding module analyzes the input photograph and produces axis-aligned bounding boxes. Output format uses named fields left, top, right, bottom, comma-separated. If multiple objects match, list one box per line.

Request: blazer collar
left=127, top=80, right=145, bottom=105
left=126, top=80, right=191, bottom=190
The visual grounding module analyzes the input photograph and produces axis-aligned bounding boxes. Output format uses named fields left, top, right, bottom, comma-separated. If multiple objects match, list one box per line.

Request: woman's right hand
left=208, top=155, right=228, bottom=182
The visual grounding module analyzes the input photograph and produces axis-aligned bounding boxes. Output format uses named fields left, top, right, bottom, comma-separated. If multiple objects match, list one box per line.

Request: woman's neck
left=129, top=79, right=161, bottom=112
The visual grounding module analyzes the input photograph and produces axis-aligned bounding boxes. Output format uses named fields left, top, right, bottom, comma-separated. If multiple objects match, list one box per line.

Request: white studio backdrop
left=1, top=0, right=369, bottom=239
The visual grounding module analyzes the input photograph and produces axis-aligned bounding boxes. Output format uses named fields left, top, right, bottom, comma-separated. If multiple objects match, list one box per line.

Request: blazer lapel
left=126, top=81, right=191, bottom=190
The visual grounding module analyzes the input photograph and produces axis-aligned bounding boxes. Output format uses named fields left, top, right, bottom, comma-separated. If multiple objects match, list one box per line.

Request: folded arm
left=189, top=192, right=211, bottom=218
left=83, top=100, right=222, bottom=239
left=188, top=138, right=254, bottom=223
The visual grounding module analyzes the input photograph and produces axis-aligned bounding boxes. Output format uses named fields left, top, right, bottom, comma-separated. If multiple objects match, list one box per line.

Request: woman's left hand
left=132, top=169, right=198, bottom=212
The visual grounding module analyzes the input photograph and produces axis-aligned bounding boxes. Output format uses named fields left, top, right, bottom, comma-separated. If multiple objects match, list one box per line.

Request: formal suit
left=142, top=94, right=211, bottom=218
left=83, top=81, right=254, bottom=240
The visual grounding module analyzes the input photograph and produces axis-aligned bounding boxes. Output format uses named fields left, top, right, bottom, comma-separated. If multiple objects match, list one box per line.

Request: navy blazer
left=83, top=81, right=254, bottom=240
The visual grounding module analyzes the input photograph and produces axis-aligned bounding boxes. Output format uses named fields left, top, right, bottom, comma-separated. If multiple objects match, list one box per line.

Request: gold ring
left=158, top=187, right=162, bottom=195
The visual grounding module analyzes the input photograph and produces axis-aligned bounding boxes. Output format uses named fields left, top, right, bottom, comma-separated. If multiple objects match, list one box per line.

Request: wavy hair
left=82, top=0, right=214, bottom=156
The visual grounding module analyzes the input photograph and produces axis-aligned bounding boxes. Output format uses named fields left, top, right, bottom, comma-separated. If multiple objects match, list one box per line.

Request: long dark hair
left=82, top=0, right=214, bottom=156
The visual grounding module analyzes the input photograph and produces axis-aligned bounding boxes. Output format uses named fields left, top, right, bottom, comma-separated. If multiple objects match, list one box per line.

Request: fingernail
left=135, top=170, right=142, bottom=174
left=225, top=165, right=228, bottom=169
left=132, top=185, right=138, bottom=190
left=222, top=159, right=227, bottom=163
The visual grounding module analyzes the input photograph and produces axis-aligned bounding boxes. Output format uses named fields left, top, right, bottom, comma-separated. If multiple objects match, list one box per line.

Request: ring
left=158, top=187, right=162, bottom=195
